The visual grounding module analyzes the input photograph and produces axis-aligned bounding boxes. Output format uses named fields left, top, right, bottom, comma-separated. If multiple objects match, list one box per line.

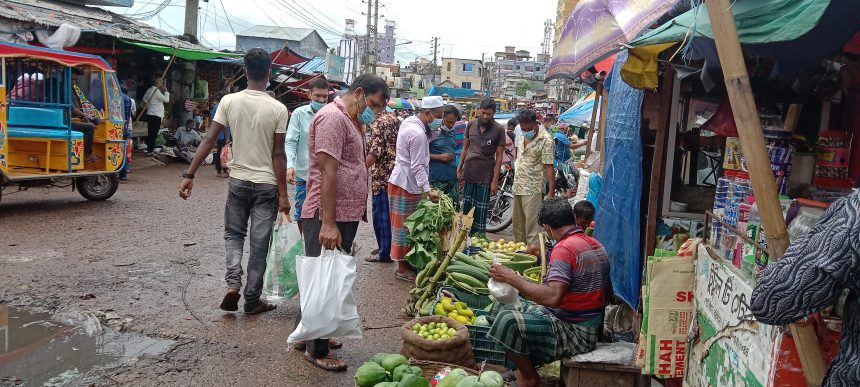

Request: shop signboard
left=686, top=244, right=781, bottom=387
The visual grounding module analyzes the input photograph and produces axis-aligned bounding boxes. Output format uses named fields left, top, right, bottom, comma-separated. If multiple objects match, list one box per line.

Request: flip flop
left=219, top=291, right=240, bottom=311
left=364, top=256, right=393, bottom=263
left=304, top=350, right=347, bottom=372
left=292, top=339, right=343, bottom=351
left=395, top=271, right=417, bottom=282
left=244, top=300, right=276, bottom=314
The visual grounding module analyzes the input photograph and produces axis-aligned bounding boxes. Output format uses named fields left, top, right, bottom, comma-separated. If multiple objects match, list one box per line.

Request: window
left=461, top=82, right=471, bottom=89
left=462, top=63, right=474, bottom=72
left=447, top=62, right=451, bottom=71
left=516, top=65, right=521, bottom=70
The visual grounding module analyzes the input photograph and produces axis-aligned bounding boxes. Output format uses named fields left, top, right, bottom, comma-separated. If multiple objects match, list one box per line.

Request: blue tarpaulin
left=593, top=50, right=644, bottom=309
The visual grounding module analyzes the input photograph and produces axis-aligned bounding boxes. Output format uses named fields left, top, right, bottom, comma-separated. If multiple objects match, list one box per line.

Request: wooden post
left=784, top=103, right=803, bottom=133
left=135, top=52, right=176, bottom=122
left=584, top=82, right=603, bottom=162
left=645, top=66, right=675, bottom=257
left=596, top=87, right=609, bottom=173
left=704, top=0, right=826, bottom=385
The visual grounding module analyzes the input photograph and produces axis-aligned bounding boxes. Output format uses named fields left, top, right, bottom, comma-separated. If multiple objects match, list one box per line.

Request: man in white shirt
left=178, top=48, right=291, bottom=315
left=388, top=96, right=442, bottom=281
left=285, top=77, right=330, bottom=231
left=142, top=77, right=170, bottom=154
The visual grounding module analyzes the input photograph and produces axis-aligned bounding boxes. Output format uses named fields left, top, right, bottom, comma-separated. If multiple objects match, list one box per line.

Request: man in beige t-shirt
left=178, top=48, right=290, bottom=315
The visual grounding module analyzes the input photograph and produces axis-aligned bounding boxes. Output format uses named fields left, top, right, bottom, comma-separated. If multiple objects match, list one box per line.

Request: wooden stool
left=560, top=358, right=650, bottom=387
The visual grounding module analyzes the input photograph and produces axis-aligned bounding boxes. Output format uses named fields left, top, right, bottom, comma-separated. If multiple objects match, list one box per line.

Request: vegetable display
left=403, top=193, right=455, bottom=270
left=355, top=352, right=505, bottom=387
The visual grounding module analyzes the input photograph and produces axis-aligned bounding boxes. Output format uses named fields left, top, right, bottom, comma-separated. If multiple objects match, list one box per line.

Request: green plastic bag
left=262, top=214, right=302, bottom=301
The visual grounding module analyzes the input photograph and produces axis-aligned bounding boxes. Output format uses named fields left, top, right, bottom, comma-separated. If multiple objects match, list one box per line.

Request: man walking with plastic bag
left=178, top=48, right=291, bottom=315
left=293, top=74, right=390, bottom=371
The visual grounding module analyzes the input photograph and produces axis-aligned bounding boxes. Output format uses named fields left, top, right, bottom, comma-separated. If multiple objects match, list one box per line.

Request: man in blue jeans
left=179, top=48, right=291, bottom=314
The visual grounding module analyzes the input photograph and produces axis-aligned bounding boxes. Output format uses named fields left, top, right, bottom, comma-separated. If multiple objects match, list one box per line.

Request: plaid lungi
left=487, top=300, right=599, bottom=366
left=388, top=183, right=421, bottom=261
left=461, top=182, right=491, bottom=235
left=372, top=189, right=392, bottom=261
left=431, top=179, right=460, bottom=209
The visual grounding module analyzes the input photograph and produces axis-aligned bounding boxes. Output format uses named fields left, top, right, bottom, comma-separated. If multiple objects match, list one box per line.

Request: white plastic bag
left=287, top=249, right=362, bottom=343
left=262, top=214, right=302, bottom=302
left=487, top=253, right=522, bottom=310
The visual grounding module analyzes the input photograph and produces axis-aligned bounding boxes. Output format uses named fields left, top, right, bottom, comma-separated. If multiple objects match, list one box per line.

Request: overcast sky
left=105, top=0, right=557, bottom=62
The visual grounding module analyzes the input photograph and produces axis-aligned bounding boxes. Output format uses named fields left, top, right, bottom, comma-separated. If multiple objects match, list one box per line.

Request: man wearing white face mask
left=285, top=76, right=330, bottom=231
left=429, top=104, right=462, bottom=205
left=388, top=96, right=443, bottom=281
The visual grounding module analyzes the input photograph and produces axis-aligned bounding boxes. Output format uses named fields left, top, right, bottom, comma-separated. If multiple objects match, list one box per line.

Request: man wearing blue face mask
left=388, top=96, right=443, bottom=281
left=285, top=77, right=330, bottom=231
left=513, top=109, right=555, bottom=246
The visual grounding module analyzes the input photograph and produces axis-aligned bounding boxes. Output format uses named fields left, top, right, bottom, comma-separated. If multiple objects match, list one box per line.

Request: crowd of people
left=175, top=48, right=611, bottom=385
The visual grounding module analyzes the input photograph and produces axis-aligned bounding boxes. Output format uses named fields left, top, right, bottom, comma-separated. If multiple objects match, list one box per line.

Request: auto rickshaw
left=0, top=42, right=126, bottom=204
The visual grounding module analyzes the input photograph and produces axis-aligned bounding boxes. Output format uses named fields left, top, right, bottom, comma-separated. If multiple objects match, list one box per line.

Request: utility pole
left=184, top=0, right=199, bottom=40
left=364, top=0, right=372, bottom=74
left=432, top=37, right=439, bottom=85
left=481, top=53, right=485, bottom=91
left=371, top=0, right=379, bottom=74
left=541, top=19, right=553, bottom=57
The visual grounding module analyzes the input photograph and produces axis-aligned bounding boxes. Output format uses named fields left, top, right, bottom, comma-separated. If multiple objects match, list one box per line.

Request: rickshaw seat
left=6, top=105, right=81, bottom=140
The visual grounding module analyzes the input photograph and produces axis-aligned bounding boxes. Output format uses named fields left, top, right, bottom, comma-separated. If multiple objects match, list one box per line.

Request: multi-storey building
left=440, top=58, right=484, bottom=90
left=486, top=47, right=547, bottom=100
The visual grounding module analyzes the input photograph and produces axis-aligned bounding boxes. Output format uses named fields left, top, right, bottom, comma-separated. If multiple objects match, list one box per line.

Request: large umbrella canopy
left=546, top=0, right=681, bottom=81
left=388, top=98, right=414, bottom=109
left=559, top=93, right=601, bottom=126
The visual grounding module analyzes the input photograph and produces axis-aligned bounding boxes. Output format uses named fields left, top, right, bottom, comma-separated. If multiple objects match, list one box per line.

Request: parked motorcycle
left=485, top=161, right=514, bottom=233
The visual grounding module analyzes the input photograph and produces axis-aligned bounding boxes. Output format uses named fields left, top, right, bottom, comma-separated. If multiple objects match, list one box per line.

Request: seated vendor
left=487, top=197, right=610, bottom=387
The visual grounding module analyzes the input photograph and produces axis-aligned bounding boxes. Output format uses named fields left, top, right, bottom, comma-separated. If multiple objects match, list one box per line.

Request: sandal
left=304, top=350, right=347, bottom=372
left=219, top=291, right=240, bottom=311
left=395, top=271, right=417, bottom=282
left=244, top=300, right=276, bottom=314
left=364, top=255, right=393, bottom=263
left=292, top=339, right=343, bottom=351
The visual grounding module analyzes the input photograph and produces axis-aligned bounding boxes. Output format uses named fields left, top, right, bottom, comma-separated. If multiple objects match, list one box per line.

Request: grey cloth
left=751, top=190, right=860, bottom=386
left=300, top=211, right=359, bottom=359
left=223, top=177, right=279, bottom=310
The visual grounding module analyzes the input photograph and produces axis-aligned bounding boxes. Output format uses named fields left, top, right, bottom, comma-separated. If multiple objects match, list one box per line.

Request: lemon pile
left=411, top=321, right=458, bottom=341
left=433, top=296, right=477, bottom=325
left=470, top=237, right=526, bottom=253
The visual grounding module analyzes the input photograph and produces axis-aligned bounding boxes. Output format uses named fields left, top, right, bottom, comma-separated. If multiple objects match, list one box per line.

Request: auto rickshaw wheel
left=76, top=174, right=119, bottom=201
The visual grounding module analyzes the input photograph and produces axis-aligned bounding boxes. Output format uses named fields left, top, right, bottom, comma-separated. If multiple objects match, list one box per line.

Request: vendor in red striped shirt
left=487, top=197, right=611, bottom=387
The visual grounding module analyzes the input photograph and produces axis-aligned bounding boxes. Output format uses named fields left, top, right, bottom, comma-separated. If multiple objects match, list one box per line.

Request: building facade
left=440, top=58, right=483, bottom=90
left=236, top=25, right=328, bottom=59
left=553, top=0, right=579, bottom=50
left=486, top=47, right=547, bottom=100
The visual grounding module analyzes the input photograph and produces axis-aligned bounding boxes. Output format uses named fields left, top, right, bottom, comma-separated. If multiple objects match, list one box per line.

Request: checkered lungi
left=486, top=300, right=600, bottom=366
left=372, top=188, right=392, bottom=261
left=461, top=182, right=491, bottom=235
left=388, top=183, right=421, bottom=261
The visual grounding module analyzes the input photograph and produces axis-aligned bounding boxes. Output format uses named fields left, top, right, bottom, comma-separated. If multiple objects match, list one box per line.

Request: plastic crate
left=467, top=311, right=508, bottom=366
left=437, top=286, right=493, bottom=310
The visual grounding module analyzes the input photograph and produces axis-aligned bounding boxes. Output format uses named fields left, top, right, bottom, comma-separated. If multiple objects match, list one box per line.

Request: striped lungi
left=461, top=182, right=491, bottom=235
left=486, top=300, right=599, bottom=366
left=388, top=183, right=421, bottom=261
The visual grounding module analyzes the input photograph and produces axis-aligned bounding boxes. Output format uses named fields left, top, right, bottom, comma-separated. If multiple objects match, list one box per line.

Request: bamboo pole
left=584, top=81, right=604, bottom=162
left=704, top=0, right=826, bottom=385
left=645, top=67, right=675, bottom=257
left=596, top=87, right=609, bottom=173
left=135, top=52, right=176, bottom=122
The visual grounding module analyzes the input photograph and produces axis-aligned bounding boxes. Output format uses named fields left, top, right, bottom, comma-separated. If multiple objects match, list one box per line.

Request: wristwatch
left=182, top=170, right=195, bottom=179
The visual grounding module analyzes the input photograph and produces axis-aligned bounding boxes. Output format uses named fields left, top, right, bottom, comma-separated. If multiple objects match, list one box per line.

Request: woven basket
left=401, top=316, right=477, bottom=369
left=409, top=359, right=481, bottom=380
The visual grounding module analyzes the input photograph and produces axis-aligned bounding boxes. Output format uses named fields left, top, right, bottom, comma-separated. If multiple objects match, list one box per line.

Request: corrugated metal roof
left=297, top=56, right=326, bottom=75
left=0, top=0, right=212, bottom=51
left=237, top=25, right=315, bottom=42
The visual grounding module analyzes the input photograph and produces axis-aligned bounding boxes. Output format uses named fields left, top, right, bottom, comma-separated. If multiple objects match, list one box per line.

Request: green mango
left=392, top=364, right=423, bottom=382
left=398, top=374, right=431, bottom=387
left=355, top=362, right=390, bottom=387
left=371, top=352, right=393, bottom=365
left=478, top=371, right=504, bottom=387
left=380, top=354, right=409, bottom=373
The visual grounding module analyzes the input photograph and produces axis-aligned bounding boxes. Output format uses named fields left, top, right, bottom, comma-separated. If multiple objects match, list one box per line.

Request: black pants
left=301, top=212, right=359, bottom=358
left=71, top=122, right=94, bottom=155
left=145, top=114, right=161, bottom=152
left=215, top=139, right=226, bottom=174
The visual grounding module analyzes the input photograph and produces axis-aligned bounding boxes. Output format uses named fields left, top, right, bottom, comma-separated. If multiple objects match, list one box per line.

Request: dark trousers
left=301, top=212, right=359, bottom=358
left=71, top=122, right=94, bottom=155
left=145, top=114, right=161, bottom=152
left=371, top=189, right=391, bottom=261
left=224, top=178, right=279, bottom=311
left=215, top=139, right=226, bottom=174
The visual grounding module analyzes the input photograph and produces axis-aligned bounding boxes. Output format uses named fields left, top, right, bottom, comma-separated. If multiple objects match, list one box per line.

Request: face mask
left=440, top=124, right=454, bottom=132
left=309, top=100, right=325, bottom=111
left=522, top=130, right=536, bottom=139
left=357, top=97, right=375, bottom=124
left=429, top=118, right=443, bottom=130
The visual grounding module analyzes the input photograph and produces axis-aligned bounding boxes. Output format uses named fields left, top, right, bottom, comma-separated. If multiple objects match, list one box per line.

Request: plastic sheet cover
left=593, top=50, right=645, bottom=309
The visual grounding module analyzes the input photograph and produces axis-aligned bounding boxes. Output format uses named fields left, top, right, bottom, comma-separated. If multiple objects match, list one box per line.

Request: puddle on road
left=0, top=305, right=173, bottom=386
